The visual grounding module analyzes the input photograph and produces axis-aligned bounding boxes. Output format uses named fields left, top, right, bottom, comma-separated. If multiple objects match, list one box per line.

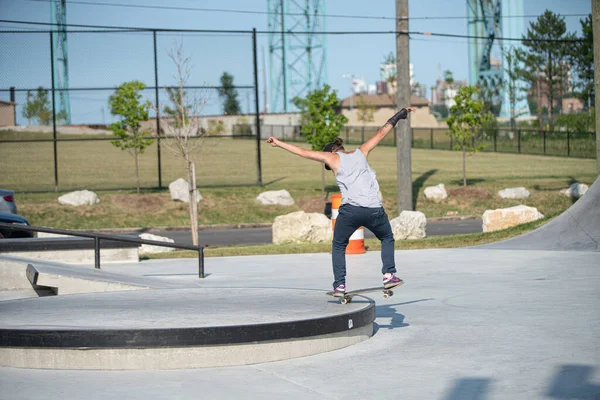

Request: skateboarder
left=266, top=107, right=415, bottom=296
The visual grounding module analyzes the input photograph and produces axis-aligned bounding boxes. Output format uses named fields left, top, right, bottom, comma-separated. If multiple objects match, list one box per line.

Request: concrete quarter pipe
left=480, top=176, right=600, bottom=252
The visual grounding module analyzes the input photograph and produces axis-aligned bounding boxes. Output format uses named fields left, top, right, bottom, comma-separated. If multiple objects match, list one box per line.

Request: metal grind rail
left=0, top=222, right=205, bottom=278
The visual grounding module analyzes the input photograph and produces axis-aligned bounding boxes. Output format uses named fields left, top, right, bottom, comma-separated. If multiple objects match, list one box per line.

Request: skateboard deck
left=326, top=282, right=404, bottom=304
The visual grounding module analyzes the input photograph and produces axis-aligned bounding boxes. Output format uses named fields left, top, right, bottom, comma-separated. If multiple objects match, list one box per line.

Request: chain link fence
left=260, top=125, right=596, bottom=159
left=0, top=28, right=262, bottom=192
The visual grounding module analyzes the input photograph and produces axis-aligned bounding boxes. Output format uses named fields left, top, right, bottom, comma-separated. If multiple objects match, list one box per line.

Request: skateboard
left=326, top=282, right=404, bottom=305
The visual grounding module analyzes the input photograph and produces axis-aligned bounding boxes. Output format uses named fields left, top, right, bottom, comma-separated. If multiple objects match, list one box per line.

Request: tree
left=520, top=10, right=576, bottom=132
left=292, top=84, right=348, bottom=200
left=570, top=14, right=594, bottom=108
left=218, top=72, right=241, bottom=115
left=22, top=87, right=52, bottom=125
left=160, top=43, right=208, bottom=246
left=22, top=90, right=35, bottom=125
left=502, top=46, right=528, bottom=132
left=356, top=95, right=375, bottom=127
left=554, top=109, right=595, bottom=133
left=34, top=88, right=52, bottom=125
left=446, top=86, right=492, bottom=187
left=163, top=87, right=191, bottom=126
left=108, top=80, right=155, bottom=194
left=443, top=70, right=454, bottom=87
left=381, top=52, right=397, bottom=107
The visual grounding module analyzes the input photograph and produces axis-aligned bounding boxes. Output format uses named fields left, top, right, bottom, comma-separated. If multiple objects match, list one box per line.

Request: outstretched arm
left=359, top=107, right=415, bottom=157
left=266, top=137, right=336, bottom=166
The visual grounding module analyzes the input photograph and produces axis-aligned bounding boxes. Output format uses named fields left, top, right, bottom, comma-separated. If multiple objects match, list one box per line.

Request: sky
left=0, top=0, right=593, bottom=123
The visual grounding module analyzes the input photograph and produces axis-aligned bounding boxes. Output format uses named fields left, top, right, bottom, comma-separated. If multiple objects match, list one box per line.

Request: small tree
left=160, top=43, right=209, bottom=246
left=218, top=72, right=241, bottom=115
left=356, top=95, right=375, bottom=127
left=108, top=80, right=155, bottom=194
left=380, top=52, right=397, bottom=107
left=22, top=90, right=35, bottom=125
left=163, top=87, right=191, bottom=126
left=293, top=84, right=348, bottom=200
left=23, top=87, right=52, bottom=125
left=443, top=70, right=454, bottom=87
left=446, top=86, right=492, bottom=187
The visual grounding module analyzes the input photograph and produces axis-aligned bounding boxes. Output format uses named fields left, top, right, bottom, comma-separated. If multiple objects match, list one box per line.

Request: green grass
left=4, top=133, right=597, bottom=230
left=144, top=214, right=553, bottom=259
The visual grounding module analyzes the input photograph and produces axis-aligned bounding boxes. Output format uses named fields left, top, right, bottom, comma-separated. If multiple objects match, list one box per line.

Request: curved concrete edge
left=0, top=323, right=373, bottom=370
left=477, top=176, right=600, bottom=252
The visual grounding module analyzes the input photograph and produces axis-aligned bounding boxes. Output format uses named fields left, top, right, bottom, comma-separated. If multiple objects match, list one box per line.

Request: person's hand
left=266, top=137, right=279, bottom=147
left=407, top=107, right=416, bottom=113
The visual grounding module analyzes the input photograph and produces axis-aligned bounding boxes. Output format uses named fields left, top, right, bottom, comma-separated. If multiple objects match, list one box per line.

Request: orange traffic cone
left=331, top=194, right=366, bottom=254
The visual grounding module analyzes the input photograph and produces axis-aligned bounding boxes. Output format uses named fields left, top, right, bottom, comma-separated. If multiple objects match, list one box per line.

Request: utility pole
left=593, top=0, right=600, bottom=174
left=396, top=0, right=413, bottom=213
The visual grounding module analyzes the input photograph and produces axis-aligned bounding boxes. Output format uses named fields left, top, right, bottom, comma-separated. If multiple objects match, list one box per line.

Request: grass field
left=5, top=132, right=597, bottom=230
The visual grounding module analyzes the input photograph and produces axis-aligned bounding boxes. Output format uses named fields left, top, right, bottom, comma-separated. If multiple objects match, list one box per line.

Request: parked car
left=0, top=189, right=17, bottom=214
left=0, top=212, right=35, bottom=238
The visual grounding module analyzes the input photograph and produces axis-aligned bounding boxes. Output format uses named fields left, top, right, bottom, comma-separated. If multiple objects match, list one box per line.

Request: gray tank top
left=334, top=151, right=382, bottom=208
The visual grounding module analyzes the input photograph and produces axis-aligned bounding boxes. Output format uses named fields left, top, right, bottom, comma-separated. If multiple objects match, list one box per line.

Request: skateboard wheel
left=389, top=291, right=394, bottom=297
left=341, top=298, right=349, bottom=305
left=383, top=293, right=389, bottom=299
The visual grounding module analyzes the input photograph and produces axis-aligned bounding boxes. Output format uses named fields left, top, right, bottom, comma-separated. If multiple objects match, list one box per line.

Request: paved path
left=2, top=248, right=598, bottom=399
left=155, top=219, right=483, bottom=247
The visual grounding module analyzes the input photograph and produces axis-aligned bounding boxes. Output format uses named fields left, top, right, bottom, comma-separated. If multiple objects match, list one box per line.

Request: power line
left=0, top=19, right=587, bottom=43
left=19, top=0, right=589, bottom=21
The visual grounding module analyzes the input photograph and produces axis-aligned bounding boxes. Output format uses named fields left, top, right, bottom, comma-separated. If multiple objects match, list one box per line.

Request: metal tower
left=467, top=0, right=503, bottom=106
left=499, top=0, right=530, bottom=118
left=268, top=0, right=327, bottom=113
left=467, top=0, right=529, bottom=117
left=51, top=0, right=71, bottom=124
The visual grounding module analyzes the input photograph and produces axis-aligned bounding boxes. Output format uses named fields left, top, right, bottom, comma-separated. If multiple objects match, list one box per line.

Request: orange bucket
left=331, top=194, right=366, bottom=254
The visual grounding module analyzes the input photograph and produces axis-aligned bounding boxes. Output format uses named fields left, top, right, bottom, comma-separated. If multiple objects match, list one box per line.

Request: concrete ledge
left=0, top=325, right=373, bottom=370
left=26, top=264, right=149, bottom=295
left=0, top=288, right=376, bottom=369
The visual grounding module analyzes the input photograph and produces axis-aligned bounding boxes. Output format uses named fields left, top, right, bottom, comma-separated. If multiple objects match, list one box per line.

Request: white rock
left=138, top=233, right=176, bottom=255
left=390, top=211, right=427, bottom=240
left=482, top=205, right=544, bottom=233
left=498, top=187, right=530, bottom=199
left=169, top=178, right=202, bottom=203
left=560, top=183, right=589, bottom=199
left=424, top=184, right=448, bottom=203
left=272, top=211, right=332, bottom=244
left=256, top=190, right=295, bottom=206
left=58, top=190, right=99, bottom=206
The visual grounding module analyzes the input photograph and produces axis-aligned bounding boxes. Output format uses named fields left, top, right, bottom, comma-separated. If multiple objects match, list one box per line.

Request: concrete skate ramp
left=480, top=176, right=600, bottom=251
left=0, top=288, right=375, bottom=370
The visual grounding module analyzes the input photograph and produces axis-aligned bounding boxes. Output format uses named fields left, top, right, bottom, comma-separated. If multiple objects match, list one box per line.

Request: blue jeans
left=332, top=204, right=396, bottom=288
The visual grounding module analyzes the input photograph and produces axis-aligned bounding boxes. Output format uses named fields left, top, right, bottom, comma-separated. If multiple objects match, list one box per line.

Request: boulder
left=390, top=211, right=427, bottom=240
left=424, top=184, right=448, bottom=203
left=58, top=190, right=99, bottom=206
left=498, top=187, right=530, bottom=199
left=482, top=205, right=544, bottom=233
left=560, top=183, right=589, bottom=199
left=169, top=178, right=202, bottom=203
left=272, top=211, right=332, bottom=244
left=138, top=233, right=176, bottom=255
left=256, top=189, right=295, bottom=206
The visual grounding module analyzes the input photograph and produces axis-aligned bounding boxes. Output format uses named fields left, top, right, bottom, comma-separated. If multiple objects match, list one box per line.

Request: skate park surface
left=1, top=178, right=599, bottom=399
